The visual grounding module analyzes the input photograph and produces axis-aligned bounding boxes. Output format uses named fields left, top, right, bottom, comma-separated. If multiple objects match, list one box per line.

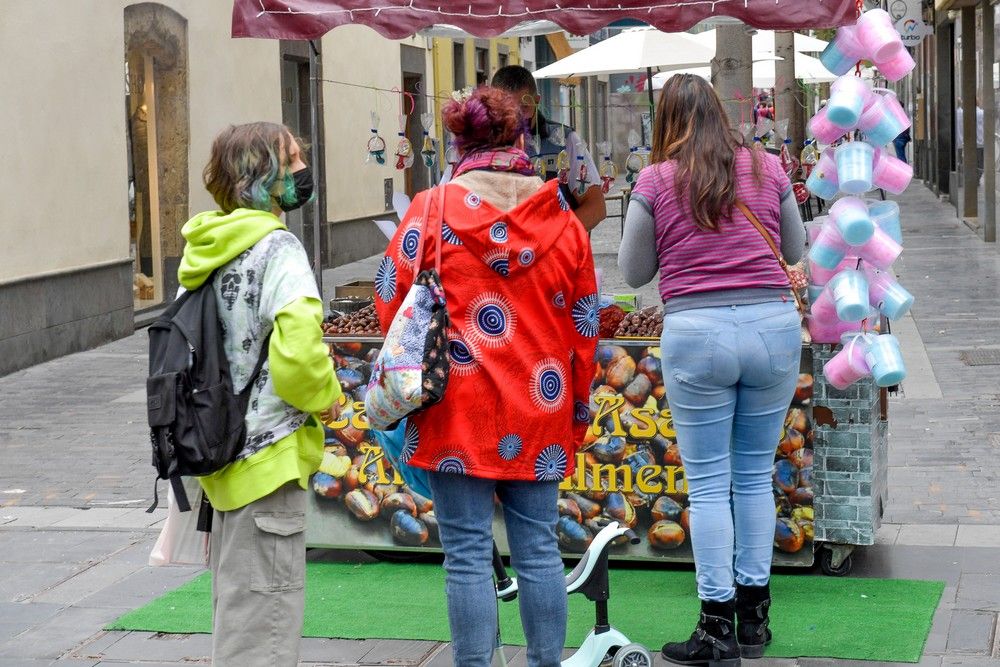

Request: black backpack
left=145, top=272, right=268, bottom=523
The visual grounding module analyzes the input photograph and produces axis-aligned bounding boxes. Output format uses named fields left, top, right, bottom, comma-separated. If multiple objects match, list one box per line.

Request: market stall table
left=306, top=313, right=889, bottom=574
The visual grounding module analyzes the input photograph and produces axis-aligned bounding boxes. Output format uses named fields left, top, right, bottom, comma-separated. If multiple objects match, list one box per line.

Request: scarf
left=453, top=147, right=536, bottom=178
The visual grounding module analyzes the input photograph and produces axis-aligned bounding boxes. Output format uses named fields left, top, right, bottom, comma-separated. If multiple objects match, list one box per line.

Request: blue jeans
left=427, top=472, right=566, bottom=667
left=660, top=301, right=800, bottom=602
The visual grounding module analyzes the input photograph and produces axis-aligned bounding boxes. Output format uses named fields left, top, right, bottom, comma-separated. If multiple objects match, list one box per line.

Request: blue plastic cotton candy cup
left=865, top=333, right=907, bottom=386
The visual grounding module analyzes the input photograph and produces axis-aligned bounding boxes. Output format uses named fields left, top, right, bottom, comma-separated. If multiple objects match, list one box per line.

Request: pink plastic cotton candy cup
left=809, top=108, right=847, bottom=145
left=865, top=333, right=907, bottom=386
left=857, top=95, right=905, bottom=147
left=806, top=152, right=840, bottom=199
left=828, top=268, right=870, bottom=322
left=808, top=313, right=867, bottom=344
left=823, top=335, right=872, bottom=389
left=828, top=75, right=872, bottom=129
left=808, top=222, right=850, bottom=270
left=872, top=149, right=913, bottom=194
left=881, top=91, right=912, bottom=131
left=867, top=200, right=902, bottom=244
left=835, top=142, right=875, bottom=195
left=806, top=217, right=828, bottom=245
left=857, top=9, right=904, bottom=63
left=809, top=255, right=862, bottom=287
left=857, top=226, right=903, bottom=270
left=810, top=285, right=839, bottom=322
left=819, top=25, right=867, bottom=77
left=876, top=48, right=916, bottom=82
left=867, top=269, right=915, bottom=320
left=830, top=197, right=875, bottom=246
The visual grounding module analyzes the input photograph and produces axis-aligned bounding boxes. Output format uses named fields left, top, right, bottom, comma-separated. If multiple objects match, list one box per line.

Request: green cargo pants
left=209, top=481, right=306, bottom=666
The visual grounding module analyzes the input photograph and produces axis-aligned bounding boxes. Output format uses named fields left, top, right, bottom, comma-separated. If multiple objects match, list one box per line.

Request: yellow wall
left=430, top=37, right=521, bottom=145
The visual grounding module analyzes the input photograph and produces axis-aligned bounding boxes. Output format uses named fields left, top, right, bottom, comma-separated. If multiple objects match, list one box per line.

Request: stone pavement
left=3, top=182, right=1000, bottom=664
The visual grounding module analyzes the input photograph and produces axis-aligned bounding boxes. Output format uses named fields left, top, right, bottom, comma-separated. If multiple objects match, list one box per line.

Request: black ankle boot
left=735, top=584, right=772, bottom=659
left=661, top=599, right=741, bottom=666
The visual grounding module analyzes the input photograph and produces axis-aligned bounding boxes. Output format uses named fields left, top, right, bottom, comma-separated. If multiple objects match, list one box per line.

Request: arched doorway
left=125, top=3, right=189, bottom=310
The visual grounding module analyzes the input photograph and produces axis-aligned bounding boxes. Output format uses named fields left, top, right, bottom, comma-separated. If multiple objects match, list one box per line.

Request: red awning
left=232, top=1, right=857, bottom=40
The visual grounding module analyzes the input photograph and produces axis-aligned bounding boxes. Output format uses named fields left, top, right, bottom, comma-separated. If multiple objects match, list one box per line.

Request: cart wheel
left=612, top=643, right=653, bottom=667
left=819, top=548, right=853, bottom=576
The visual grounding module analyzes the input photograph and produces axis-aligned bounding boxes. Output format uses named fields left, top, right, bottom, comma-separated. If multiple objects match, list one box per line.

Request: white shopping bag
left=149, top=477, right=210, bottom=567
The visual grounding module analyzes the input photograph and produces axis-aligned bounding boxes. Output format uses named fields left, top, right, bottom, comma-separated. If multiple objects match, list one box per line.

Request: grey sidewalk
left=3, top=181, right=1000, bottom=664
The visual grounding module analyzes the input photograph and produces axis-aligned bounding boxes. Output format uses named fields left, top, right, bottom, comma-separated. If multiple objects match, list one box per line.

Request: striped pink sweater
left=630, top=149, right=792, bottom=303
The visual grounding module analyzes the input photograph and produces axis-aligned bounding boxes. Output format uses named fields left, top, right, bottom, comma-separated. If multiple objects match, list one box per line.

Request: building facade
left=0, top=3, right=441, bottom=375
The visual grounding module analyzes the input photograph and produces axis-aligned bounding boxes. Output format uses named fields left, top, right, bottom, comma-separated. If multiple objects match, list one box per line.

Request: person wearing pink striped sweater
left=618, top=74, right=805, bottom=667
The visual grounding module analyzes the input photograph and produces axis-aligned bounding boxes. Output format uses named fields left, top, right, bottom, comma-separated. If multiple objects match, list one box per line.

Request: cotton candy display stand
left=803, top=8, right=915, bottom=575
left=805, top=8, right=915, bottom=390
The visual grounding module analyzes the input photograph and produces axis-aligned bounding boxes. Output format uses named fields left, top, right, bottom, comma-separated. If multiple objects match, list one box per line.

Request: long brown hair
left=650, top=74, right=760, bottom=231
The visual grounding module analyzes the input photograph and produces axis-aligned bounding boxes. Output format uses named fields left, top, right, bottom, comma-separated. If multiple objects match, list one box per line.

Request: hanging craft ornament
left=527, top=94, right=542, bottom=158
left=366, top=111, right=386, bottom=165
left=625, top=129, right=645, bottom=185
left=800, top=140, right=819, bottom=179
left=549, top=123, right=566, bottom=148
left=395, top=133, right=414, bottom=170
left=445, top=133, right=460, bottom=168
left=393, top=89, right=415, bottom=171
left=597, top=141, right=617, bottom=194
left=756, top=117, right=775, bottom=146
left=775, top=119, right=790, bottom=143
left=533, top=157, right=546, bottom=179
left=420, top=112, right=436, bottom=168
left=627, top=129, right=641, bottom=151
left=625, top=148, right=646, bottom=185
left=556, top=149, right=571, bottom=185
left=780, top=138, right=800, bottom=178
left=576, top=154, right=588, bottom=196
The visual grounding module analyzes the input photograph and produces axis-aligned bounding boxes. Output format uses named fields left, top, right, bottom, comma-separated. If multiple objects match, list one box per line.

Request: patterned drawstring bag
left=365, top=187, right=450, bottom=430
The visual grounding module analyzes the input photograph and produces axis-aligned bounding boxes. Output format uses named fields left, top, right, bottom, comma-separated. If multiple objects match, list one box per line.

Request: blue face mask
left=277, top=167, right=314, bottom=212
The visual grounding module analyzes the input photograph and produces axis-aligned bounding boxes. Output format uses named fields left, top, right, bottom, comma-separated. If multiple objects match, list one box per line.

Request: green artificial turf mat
left=108, top=561, right=943, bottom=663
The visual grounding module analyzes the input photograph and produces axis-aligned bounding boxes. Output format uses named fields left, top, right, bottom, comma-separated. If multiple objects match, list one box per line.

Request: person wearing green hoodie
left=177, top=122, right=341, bottom=666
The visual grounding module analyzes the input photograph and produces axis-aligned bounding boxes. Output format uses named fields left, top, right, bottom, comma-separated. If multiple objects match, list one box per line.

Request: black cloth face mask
left=279, top=166, right=314, bottom=212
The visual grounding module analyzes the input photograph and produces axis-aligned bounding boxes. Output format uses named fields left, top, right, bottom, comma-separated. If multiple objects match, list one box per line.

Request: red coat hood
left=441, top=179, right=576, bottom=279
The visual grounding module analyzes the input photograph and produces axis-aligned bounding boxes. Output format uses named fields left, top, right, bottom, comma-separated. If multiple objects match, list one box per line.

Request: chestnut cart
left=306, top=331, right=886, bottom=575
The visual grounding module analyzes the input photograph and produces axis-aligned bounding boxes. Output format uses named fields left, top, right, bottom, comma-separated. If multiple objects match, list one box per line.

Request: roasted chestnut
left=648, top=520, right=686, bottom=550
left=390, top=510, right=429, bottom=546
left=344, top=488, right=380, bottom=521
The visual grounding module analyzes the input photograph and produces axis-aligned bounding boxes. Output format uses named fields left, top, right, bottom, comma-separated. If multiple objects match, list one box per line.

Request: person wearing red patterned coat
left=375, top=86, right=598, bottom=667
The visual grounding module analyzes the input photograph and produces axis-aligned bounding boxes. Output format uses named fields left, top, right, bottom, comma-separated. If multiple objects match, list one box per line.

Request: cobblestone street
left=2, top=182, right=1000, bottom=664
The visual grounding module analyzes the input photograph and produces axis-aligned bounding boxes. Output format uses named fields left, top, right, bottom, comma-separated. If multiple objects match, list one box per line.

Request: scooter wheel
left=612, top=643, right=653, bottom=667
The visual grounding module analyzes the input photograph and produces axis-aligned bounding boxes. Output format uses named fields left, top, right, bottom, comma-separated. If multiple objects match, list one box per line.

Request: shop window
left=124, top=3, right=189, bottom=312
left=475, top=47, right=489, bottom=85
left=453, top=43, right=465, bottom=89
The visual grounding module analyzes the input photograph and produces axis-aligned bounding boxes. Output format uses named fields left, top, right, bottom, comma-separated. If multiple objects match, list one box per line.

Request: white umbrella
left=651, top=52, right=835, bottom=90
left=531, top=27, right=716, bottom=79
left=755, top=30, right=829, bottom=54
left=417, top=20, right=561, bottom=38
left=686, top=29, right=829, bottom=57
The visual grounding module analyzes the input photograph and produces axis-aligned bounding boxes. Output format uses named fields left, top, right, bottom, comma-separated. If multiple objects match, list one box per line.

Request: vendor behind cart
left=441, top=65, right=606, bottom=231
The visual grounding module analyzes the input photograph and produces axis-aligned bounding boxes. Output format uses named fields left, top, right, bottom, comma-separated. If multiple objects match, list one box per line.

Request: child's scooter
left=373, top=424, right=653, bottom=667
left=491, top=522, right=652, bottom=667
